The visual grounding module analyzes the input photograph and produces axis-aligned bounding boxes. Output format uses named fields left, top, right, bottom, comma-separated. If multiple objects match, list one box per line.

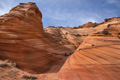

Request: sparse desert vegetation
left=0, top=1, right=120, bottom=80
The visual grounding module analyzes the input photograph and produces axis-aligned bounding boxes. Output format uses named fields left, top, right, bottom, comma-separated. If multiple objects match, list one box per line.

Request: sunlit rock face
left=45, top=17, right=120, bottom=48
left=58, top=34, right=120, bottom=80
left=0, top=2, right=72, bottom=73
left=105, top=23, right=120, bottom=37
left=58, top=18, right=120, bottom=80
left=82, top=22, right=96, bottom=28
left=0, top=2, right=120, bottom=78
left=105, top=17, right=120, bottom=22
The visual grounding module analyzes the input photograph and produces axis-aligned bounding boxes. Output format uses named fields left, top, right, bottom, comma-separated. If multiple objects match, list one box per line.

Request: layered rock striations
left=58, top=20, right=120, bottom=80
left=58, top=34, right=120, bottom=80
left=45, top=17, right=120, bottom=48
left=0, top=2, right=120, bottom=79
left=104, top=23, right=120, bottom=38
left=0, top=2, right=71, bottom=73
left=82, top=22, right=97, bottom=28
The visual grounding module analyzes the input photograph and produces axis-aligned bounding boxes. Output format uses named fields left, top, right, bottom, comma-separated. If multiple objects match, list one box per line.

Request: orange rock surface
left=58, top=35, right=120, bottom=80
left=0, top=2, right=71, bottom=73
left=58, top=21, right=120, bottom=80
left=105, top=23, right=120, bottom=37
left=82, top=22, right=96, bottom=28
left=0, top=2, right=120, bottom=80
left=45, top=17, right=120, bottom=48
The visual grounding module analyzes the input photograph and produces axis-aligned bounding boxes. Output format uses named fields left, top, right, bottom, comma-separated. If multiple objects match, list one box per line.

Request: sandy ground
left=0, top=57, right=68, bottom=80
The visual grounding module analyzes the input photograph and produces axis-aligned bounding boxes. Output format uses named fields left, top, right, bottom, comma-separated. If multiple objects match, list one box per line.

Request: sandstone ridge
left=0, top=2, right=72, bottom=74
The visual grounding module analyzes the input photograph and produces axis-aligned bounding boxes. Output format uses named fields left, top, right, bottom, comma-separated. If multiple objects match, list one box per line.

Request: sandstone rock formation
left=58, top=21, right=120, bottom=80
left=104, top=23, right=120, bottom=38
left=82, top=22, right=97, bottom=28
left=0, top=2, right=72, bottom=73
left=0, top=2, right=120, bottom=80
left=45, top=17, right=120, bottom=48
left=58, top=35, right=120, bottom=80
left=105, top=17, right=120, bottom=22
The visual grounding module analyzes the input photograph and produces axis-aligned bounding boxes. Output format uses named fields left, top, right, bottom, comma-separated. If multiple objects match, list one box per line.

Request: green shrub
left=66, top=32, right=68, bottom=34
left=0, top=63, right=7, bottom=67
left=97, top=32, right=100, bottom=34
left=71, top=51, right=74, bottom=54
left=79, top=26, right=83, bottom=28
left=75, top=34, right=81, bottom=36
left=64, top=53, right=68, bottom=57
left=78, top=42, right=81, bottom=44
left=69, top=53, right=72, bottom=55
left=107, top=24, right=110, bottom=28
left=83, top=34, right=86, bottom=36
left=22, top=75, right=37, bottom=79
left=102, top=30, right=109, bottom=35
left=92, top=44, right=94, bottom=47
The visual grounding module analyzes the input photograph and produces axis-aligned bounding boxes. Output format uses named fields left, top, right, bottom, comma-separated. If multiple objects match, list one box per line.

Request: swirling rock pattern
left=0, top=2, right=71, bottom=73
left=58, top=35, right=120, bottom=80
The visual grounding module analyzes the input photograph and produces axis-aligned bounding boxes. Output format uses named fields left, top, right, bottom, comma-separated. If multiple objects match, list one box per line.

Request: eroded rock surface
left=58, top=35, right=120, bottom=80
left=58, top=23, right=120, bottom=80
left=0, top=2, right=120, bottom=80
left=0, top=2, right=71, bottom=73
left=82, top=22, right=97, bottom=28
left=45, top=18, right=120, bottom=48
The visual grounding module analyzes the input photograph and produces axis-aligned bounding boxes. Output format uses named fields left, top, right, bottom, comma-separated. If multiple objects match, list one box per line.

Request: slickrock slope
left=0, top=2, right=71, bottom=73
left=0, top=2, right=120, bottom=80
left=76, top=35, right=120, bottom=50
left=45, top=17, right=120, bottom=48
left=58, top=35, right=120, bottom=80
left=58, top=20, right=120, bottom=80
left=45, top=27, right=78, bottom=50
left=105, top=23, right=120, bottom=38
left=45, top=27, right=91, bottom=47
left=94, top=17, right=120, bottom=32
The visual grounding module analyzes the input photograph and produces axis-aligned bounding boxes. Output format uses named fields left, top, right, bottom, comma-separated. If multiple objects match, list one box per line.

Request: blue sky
left=0, top=0, right=120, bottom=28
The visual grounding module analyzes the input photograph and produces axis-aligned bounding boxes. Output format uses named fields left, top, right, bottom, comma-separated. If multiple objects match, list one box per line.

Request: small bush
left=107, top=24, right=110, bottom=28
left=97, top=32, right=100, bottom=34
left=48, top=26, right=55, bottom=28
left=75, top=34, right=81, bottom=36
left=78, top=42, right=81, bottom=44
left=64, top=53, right=68, bottom=57
left=102, top=30, right=109, bottom=35
left=65, top=32, right=68, bottom=34
left=92, top=44, right=94, bottom=47
left=83, top=34, right=86, bottom=36
left=0, top=63, right=7, bottom=67
left=22, top=75, right=37, bottom=79
left=69, top=51, right=74, bottom=55
left=79, top=26, right=83, bottom=28
left=71, top=52, right=74, bottom=54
